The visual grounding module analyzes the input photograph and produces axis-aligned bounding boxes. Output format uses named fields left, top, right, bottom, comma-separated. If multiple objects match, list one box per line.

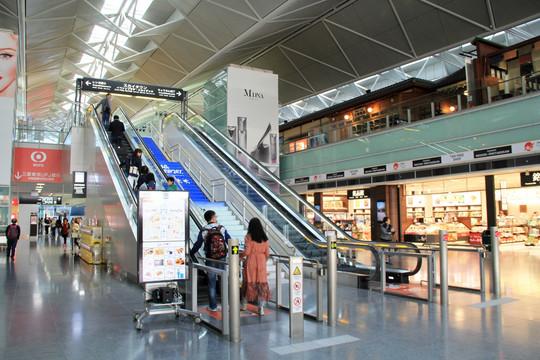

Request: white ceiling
left=2, top=0, right=537, bottom=132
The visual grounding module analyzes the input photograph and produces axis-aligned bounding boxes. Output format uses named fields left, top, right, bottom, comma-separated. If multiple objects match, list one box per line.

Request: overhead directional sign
left=80, top=77, right=184, bottom=101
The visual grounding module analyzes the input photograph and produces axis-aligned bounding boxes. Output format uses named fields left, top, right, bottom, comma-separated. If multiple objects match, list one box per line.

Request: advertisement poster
left=226, top=65, right=279, bottom=181
left=138, top=191, right=189, bottom=283
left=12, top=147, right=63, bottom=183
left=0, top=31, right=17, bottom=186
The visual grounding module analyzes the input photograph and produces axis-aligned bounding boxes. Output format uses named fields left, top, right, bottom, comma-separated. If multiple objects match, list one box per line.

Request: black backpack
left=203, top=226, right=227, bottom=259
left=6, top=224, right=18, bottom=240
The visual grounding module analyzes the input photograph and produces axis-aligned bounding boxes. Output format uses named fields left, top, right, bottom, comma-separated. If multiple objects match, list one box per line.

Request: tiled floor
left=1, top=236, right=540, bottom=359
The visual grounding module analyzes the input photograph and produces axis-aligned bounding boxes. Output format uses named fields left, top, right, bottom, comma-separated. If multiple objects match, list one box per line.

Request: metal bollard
left=289, top=256, right=304, bottom=337
left=490, top=226, right=501, bottom=298
left=439, top=230, right=448, bottom=305
left=228, top=239, right=241, bottom=342
left=327, top=233, right=338, bottom=327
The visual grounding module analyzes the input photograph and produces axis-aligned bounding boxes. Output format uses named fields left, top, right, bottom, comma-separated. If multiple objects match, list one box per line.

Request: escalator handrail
left=112, top=107, right=206, bottom=230
left=86, top=105, right=138, bottom=207
left=168, top=113, right=332, bottom=245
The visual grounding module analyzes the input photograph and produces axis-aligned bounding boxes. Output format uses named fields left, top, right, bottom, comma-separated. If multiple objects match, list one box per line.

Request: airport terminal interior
left=2, top=1, right=540, bottom=359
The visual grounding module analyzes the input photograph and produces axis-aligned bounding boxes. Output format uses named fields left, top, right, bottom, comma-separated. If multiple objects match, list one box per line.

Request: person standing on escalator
left=95, top=93, right=112, bottom=128
left=108, top=115, right=125, bottom=148
left=125, top=148, right=143, bottom=190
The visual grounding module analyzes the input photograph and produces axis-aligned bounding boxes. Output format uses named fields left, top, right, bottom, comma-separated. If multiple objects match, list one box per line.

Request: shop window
left=450, top=165, right=470, bottom=174
left=471, top=162, right=491, bottom=171
left=515, top=155, right=540, bottom=166
left=433, top=167, right=450, bottom=176
left=492, top=159, right=514, bottom=169
left=399, top=171, right=415, bottom=180
left=416, top=169, right=432, bottom=178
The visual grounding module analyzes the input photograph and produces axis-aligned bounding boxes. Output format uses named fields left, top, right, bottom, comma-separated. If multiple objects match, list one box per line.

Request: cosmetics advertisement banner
left=226, top=65, right=279, bottom=182
left=0, top=31, right=17, bottom=185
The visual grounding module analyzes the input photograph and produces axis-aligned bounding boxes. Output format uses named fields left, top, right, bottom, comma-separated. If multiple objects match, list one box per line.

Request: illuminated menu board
left=137, top=191, right=189, bottom=283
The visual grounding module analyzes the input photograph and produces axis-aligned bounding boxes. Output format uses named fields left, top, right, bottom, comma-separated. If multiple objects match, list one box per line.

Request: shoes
left=206, top=306, right=218, bottom=312
left=240, top=302, right=247, bottom=311
left=62, top=243, right=67, bottom=247
left=258, top=306, right=264, bottom=316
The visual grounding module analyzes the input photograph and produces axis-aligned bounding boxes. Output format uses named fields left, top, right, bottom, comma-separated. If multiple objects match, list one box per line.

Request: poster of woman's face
left=0, top=32, right=18, bottom=98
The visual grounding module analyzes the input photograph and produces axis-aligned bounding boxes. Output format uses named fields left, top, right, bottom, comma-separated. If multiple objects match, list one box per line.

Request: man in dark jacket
left=108, top=115, right=125, bottom=147
left=6, top=218, right=21, bottom=261
left=126, top=148, right=143, bottom=189
left=95, top=93, right=112, bottom=128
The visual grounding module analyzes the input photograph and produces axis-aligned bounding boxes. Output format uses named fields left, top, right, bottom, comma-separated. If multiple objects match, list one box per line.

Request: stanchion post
left=439, top=230, right=449, bottom=305
left=327, top=234, right=338, bottom=327
left=289, top=256, right=304, bottom=337
left=228, top=239, right=241, bottom=342
left=490, top=226, right=501, bottom=298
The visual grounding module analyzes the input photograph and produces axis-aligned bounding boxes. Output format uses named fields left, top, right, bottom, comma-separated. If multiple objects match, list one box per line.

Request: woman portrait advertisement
left=0, top=31, right=18, bottom=98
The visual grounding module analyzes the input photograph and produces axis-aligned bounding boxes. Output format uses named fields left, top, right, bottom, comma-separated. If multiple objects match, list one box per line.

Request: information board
left=137, top=191, right=189, bottom=283
left=81, top=77, right=184, bottom=101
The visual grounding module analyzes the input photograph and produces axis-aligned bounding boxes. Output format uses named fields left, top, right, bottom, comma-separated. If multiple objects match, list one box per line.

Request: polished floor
left=1, top=236, right=540, bottom=360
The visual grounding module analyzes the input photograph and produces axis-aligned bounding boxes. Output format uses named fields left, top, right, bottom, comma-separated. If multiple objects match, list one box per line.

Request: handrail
left=281, top=70, right=540, bottom=154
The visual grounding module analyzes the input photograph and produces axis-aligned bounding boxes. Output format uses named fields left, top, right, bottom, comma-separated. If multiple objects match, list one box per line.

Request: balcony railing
left=282, top=72, right=540, bottom=155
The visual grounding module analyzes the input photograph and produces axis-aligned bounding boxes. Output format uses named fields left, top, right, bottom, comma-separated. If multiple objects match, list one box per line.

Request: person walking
left=190, top=210, right=231, bottom=312
left=125, top=148, right=143, bottom=190
left=5, top=218, right=21, bottom=261
left=54, top=217, right=61, bottom=238
left=380, top=217, right=395, bottom=242
left=108, top=114, right=125, bottom=148
left=70, top=217, right=81, bottom=255
left=240, top=218, right=270, bottom=315
left=44, top=217, right=51, bottom=236
left=60, top=218, right=70, bottom=250
left=95, top=93, right=112, bottom=128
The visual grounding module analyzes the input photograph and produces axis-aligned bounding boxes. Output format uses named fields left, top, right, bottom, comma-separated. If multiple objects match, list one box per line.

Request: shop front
left=302, top=170, right=540, bottom=245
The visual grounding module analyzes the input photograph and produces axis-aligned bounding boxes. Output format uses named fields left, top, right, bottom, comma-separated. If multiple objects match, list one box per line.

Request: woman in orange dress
left=240, top=218, right=270, bottom=315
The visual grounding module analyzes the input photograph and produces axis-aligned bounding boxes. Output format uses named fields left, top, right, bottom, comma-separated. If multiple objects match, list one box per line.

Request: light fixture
left=449, top=106, right=456, bottom=112
left=344, top=114, right=350, bottom=120
left=367, top=107, right=373, bottom=113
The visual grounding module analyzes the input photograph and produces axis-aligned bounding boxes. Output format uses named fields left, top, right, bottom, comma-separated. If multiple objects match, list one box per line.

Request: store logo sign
left=521, top=171, right=540, bottom=187
left=30, top=151, right=47, bottom=163
left=244, top=89, right=264, bottom=100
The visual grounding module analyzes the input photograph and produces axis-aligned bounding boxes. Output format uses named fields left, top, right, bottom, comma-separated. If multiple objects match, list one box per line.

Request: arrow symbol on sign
left=14, top=172, right=22, bottom=179
left=85, top=80, right=91, bottom=86
left=232, top=246, right=239, bottom=255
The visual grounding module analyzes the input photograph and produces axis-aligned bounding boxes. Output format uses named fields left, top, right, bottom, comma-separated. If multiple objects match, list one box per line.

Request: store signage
left=364, top=165, right=386, bottom=174
left=38, top=196, right=62, bottom=205
left=294, top=177, right=310, bottom=184
left=286, top=139, right=539, bottom=186
left=73, top=171, right=87, bottom=198
left=413, top=157, right=442, bottom=167
left=13, top=148, right=63, bottom=183
left=521, top=171, right=540, bottom=187
left=326, top=171, right=344, bottom=180
left=81, top=77, right=184, bottom=101
left=347, top=189, right=369, bottom=199
left=473, top=145, right=512, bottom=159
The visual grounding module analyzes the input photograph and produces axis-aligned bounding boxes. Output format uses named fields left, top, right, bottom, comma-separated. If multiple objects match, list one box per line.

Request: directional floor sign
left=81, top=77, right=184, bottom=101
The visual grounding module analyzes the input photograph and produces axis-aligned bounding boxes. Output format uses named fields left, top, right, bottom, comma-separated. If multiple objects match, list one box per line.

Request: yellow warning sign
left=293, top=266, right=301, bottom=276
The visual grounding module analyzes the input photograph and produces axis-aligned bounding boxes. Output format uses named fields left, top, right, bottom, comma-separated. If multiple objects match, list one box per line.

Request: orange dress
left=242, top=234, right=270, bottom=302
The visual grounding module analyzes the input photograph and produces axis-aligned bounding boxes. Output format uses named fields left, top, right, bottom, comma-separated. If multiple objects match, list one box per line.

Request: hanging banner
left=13, top=147, right=63, bottom=183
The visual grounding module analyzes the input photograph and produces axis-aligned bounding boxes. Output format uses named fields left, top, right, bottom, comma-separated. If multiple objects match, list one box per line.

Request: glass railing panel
left=280, top=93, right=540, bottom=179
left=280, top=71, right=540, bottom=155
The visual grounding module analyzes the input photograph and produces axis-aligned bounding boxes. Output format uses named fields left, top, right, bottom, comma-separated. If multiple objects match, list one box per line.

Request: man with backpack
left=6, top=218, right=21, bottom=261
left=190, top=210, right=231, bottom=311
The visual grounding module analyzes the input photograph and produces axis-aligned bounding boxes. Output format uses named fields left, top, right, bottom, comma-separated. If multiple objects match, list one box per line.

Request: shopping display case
left=79, top=226, right=103, bottom=264
left=405, top=221, right=470, bottom=243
